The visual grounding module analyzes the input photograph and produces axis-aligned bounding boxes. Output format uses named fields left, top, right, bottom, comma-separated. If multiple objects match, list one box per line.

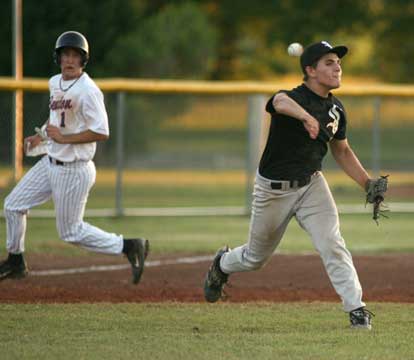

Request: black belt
left=49, top=156, right=65, bottom=166
left=270, top=176, right=312, bottom=190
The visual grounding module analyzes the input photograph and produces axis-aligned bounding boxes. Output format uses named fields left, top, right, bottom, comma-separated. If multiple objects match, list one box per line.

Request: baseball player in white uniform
left=204, top=41, right=375, bottom=329
left=0, top=31, right=149, bottom=284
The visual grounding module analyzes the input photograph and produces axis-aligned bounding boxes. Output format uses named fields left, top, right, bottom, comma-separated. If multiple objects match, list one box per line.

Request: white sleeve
left=82, top=89, right=110, bottom=135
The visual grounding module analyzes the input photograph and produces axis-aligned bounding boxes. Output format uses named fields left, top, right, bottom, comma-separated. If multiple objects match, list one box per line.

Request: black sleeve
left=265, top=88, right=306, bottom=114
left=265, top=92, right=282, bottom=114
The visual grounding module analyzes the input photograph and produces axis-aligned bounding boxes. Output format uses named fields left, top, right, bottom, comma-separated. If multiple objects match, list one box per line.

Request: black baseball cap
left=300, top=41, right=348, bottom=74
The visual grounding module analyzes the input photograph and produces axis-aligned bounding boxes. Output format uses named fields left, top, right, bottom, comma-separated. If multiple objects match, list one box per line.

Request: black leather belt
left=270, top=176, right=312, bottom=190
left=49, top=156, right=65, bottom=166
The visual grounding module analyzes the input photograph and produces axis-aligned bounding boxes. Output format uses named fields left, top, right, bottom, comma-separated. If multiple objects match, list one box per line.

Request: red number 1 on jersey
left=60, top=112, right=66, bottom=127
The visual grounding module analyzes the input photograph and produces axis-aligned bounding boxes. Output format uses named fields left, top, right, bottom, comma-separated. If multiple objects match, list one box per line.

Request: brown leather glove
left=365, top=175, right=389, bottom=224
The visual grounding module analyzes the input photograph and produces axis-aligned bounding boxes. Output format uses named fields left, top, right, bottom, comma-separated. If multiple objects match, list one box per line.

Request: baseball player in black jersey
left=204, top=41, right=375, bottom=329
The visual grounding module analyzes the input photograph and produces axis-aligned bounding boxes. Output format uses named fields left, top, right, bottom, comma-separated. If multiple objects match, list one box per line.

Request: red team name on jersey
left=49, top=98, right=72, bottom=110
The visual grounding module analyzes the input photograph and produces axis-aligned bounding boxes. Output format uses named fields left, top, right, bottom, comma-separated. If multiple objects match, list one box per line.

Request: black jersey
left=258, top=83, right=347, bottom=180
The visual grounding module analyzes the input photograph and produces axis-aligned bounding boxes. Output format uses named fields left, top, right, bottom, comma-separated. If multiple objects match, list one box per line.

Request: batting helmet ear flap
left=53, top=50, right=61, bottom=65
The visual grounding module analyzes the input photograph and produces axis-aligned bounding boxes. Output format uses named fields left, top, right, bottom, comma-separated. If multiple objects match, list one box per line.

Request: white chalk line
left=29, top=252, right=315, bottom=277
left=30, top=255, right=214, bottom=277
left=8, top=202, right=414, bottom=218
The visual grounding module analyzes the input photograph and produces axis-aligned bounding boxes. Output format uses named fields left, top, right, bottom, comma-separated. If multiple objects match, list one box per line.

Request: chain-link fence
left=1, top=81, right=413, bottom=216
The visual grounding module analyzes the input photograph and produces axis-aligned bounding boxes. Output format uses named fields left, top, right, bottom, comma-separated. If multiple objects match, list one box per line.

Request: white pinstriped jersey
left=4, top=71, right=123, bottom=256
left=47, top=72, right=109, bottom=162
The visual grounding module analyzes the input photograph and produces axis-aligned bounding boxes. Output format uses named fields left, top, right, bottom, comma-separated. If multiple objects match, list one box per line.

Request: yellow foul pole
left=13, top=0, right=23, bottom=181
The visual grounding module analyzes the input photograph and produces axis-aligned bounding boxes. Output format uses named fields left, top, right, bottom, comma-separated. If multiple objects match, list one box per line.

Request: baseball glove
left=365, top=175, right=389, bottom=224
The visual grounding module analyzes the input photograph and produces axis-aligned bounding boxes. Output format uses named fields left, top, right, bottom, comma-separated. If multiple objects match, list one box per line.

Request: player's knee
left=318, top=237, right=347, bottom=261
left=57, top=224, right=81, bottom=244
left=3, top=198, right=26, bottom=217
left=59, top=232, right=80, bottom=244
left=4, top=194, right=14, bottom=212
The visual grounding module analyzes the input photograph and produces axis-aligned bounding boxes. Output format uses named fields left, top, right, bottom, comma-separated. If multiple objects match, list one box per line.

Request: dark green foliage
left=1, top=0, right=414, bottom=81
left=103, top=2, right=217, bottom=78
left=373, top=0, right=414, bottom=82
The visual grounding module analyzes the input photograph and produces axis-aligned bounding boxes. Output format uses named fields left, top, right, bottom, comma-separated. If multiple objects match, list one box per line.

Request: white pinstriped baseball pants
left=220, top=171, right=365, bottom=312
left=4, top=155, right=123, bottom=255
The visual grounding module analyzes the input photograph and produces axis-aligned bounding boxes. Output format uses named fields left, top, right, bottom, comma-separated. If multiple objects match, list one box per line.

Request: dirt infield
left=1, top=253, right=413, bottom=304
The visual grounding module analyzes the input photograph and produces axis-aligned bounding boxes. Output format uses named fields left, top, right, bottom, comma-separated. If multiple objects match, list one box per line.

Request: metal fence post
left=115, top=91, right=125, bottom=216
left=372, top=96, right=381, bottom=176
left=246, top=94, right=267, bottom=213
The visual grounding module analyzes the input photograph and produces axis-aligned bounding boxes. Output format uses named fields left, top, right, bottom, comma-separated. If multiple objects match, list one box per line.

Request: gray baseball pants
left=220, top=171, right=365, bottom=312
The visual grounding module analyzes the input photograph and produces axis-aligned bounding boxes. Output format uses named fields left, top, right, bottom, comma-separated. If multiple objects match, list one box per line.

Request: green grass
left=0, top=213, right=412, bottom=257
left=84, top=183, right=414, bottom=208
left=0, top=303, right=413, bottom=360
left=2, top=182, right=411, bottom=210
left=0, top=196, right=412, bottom=360
left=0, top=176, right=412, bottom=360
left=1, top=167, right=413, bottom=211
left=323, top=126, right=414, bottom=171
left=89, top=184, right=247, bottom=208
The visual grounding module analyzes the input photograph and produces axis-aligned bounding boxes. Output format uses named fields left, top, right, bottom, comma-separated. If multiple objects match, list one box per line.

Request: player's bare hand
left=24, top=134, right=42, bottom=152
left=46, top=124, right=65, bottom=143
left=302, top=116, right=319, bottom=139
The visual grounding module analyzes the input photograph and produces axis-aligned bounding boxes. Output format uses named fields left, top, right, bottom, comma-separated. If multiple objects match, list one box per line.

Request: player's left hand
left=24, top=134, right=42, bottom=150
left=365, top=175, right=389, bottom=224
left=46, top=124, right=66, bottom=143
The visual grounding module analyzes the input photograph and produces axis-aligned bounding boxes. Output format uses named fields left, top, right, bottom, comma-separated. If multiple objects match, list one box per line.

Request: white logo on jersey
left=327, top=104, right=341, bottom=135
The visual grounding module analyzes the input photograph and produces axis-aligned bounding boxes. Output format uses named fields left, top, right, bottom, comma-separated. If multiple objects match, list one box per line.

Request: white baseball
left=287, top=42, right=303, bottom=57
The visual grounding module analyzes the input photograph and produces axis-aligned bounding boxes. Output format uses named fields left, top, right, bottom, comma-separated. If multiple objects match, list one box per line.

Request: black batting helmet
left=54, top=31, right=89, bottom=67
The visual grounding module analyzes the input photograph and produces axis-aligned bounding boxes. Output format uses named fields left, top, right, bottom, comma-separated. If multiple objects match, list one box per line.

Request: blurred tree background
left=0, top=0, right=413, bottom=82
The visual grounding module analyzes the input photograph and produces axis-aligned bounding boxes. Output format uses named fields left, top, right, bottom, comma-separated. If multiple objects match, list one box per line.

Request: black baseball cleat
left=124, top=238, right=150, bottom=284
left=204, top=246, right=230, bottom=303
left=0, top=253, right=28, bottom=281
left=349, top=307, right=375, bottom=330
